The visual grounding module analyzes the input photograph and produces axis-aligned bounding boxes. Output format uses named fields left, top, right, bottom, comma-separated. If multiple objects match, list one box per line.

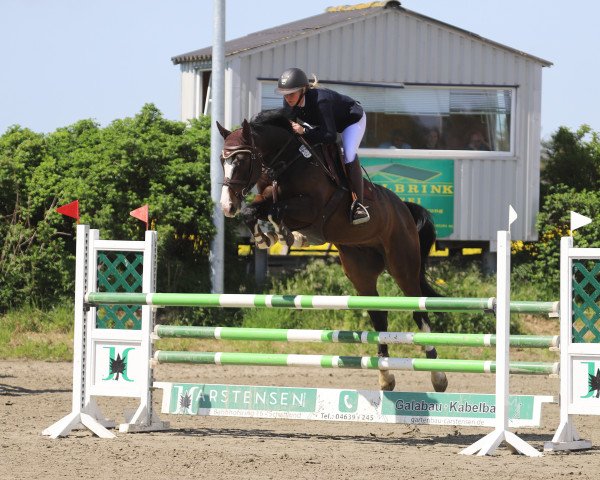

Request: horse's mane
left=250, top=109, right=294, bottom=134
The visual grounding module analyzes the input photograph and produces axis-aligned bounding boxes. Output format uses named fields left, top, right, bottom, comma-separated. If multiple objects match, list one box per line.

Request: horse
left=217, top=110, right=448, bottom=392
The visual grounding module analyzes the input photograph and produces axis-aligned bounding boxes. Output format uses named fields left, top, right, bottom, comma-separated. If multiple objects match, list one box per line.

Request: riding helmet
left=276, top=68, right=309, bottom=95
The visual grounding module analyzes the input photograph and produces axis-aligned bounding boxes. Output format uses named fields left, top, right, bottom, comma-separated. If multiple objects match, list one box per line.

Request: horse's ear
left=216, top=121, right=231, bottom=139
left=241, top=119, right=252, bottom=142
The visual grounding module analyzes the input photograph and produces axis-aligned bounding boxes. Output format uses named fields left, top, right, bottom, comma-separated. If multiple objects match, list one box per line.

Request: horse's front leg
left=267, top=212, right=307, bottom=248
left=267, top=196, right=315, bottom=248
left=241, top=199, right=277, bottom=250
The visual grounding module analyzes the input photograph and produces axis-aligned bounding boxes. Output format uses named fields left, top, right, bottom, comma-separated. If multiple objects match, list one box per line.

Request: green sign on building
left=362, top=157, right=454, bottom=237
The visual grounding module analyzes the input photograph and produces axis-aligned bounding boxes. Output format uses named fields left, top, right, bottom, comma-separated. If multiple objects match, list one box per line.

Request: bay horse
left=217, top=110, right=448, bottom=392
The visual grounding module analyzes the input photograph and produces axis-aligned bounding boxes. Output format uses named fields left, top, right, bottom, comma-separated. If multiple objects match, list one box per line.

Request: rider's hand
left=290, top=122, right=305, bottom=135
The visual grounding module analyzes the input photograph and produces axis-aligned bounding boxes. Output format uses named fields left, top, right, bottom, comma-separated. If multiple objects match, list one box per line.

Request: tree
left=0, top=105, right=221, bottom=311
left=513, top=125, right=600, bottom=294
left=541, top=125, right=600, bottom=195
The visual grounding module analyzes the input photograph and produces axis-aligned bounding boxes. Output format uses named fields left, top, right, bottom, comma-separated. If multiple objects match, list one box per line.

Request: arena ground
left=1, top=360, right=598, bottom=479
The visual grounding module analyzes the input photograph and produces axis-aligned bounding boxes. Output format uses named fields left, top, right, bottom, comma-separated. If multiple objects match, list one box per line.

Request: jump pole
left=153, top=351, right=558, bottom=375
left=86, top=291, right=558, bottom=315
left=153, top=325, right=558, bottom=348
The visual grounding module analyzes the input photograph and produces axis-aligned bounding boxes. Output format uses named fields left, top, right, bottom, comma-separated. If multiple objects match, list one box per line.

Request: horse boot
left=346, top=157, right=370, bottom=225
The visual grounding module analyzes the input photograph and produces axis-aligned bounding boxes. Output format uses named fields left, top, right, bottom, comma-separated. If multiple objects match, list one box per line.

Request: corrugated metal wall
left=186, top=8, right=546, bottom=245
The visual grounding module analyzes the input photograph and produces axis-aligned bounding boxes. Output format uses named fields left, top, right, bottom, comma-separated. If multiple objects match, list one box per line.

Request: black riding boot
left=346, top=157, right=370, bottom=225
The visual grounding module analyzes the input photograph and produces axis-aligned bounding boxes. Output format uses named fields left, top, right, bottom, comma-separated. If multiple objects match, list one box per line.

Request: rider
left=276, top=67, right=370, bottom=225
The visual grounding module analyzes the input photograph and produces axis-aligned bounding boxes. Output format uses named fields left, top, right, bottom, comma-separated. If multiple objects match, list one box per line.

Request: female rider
left=276, top=68, right=369, bottom=225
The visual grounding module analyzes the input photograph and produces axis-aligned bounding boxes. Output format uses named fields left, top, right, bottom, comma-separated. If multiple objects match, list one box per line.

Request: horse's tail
left=405, top=202, right=441, bottom=298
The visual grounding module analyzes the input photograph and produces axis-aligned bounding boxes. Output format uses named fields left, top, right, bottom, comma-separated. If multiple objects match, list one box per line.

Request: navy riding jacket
left=282, top=88, right=364, bottom=145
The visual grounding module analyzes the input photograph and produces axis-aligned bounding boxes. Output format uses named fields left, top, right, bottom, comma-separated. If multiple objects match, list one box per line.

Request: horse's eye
left=225, top=157, right=236, bottom=166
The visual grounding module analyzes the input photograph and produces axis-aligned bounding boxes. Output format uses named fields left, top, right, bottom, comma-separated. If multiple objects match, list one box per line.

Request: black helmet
left=276, top=68, right=309, bottom=95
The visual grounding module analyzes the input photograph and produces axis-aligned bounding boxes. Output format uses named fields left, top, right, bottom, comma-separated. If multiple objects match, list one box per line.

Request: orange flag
left=56, top=200, right=80, bottom=222
left=130, top=204, right=149, bottom=230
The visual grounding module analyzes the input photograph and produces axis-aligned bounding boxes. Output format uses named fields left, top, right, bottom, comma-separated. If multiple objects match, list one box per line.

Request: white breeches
left=341, top=112, right=366, bottom=164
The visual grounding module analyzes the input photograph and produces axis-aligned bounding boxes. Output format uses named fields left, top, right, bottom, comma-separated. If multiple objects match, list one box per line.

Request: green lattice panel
left=95, top=252, right=144, bottom=330
left=572, top=260, right=600, bottom=343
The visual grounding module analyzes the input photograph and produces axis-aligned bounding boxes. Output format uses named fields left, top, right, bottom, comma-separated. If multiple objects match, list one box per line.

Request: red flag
left=130, top=204, right=149, bottom=230
left=56, top=200, right=80, bottom=222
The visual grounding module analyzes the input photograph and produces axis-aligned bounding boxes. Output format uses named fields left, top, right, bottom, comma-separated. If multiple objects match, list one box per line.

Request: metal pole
left=209, top=0, right=225, bottom=293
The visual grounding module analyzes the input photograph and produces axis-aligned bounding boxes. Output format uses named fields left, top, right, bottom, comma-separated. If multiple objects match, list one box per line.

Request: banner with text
left=361, top=158, right=454, bottom=238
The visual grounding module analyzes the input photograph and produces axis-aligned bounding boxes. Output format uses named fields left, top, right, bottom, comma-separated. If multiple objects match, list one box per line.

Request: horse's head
left=217, top=120, right=262, bottom=217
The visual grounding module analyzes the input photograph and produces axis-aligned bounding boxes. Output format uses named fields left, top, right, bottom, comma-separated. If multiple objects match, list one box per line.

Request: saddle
left=317, top=143, right=375, bottom=201
left=284, top=140, right=376, bottom=244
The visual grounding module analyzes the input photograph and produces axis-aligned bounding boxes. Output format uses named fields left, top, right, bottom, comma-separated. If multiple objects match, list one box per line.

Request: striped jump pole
left=154, top=325, right=559, bottom=349
left=87, top=292, right=559, bottom=315
left=153, top=351, right=559, bottom=376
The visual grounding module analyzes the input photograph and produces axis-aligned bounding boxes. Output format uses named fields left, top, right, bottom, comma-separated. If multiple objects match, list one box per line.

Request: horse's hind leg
left=384, top=244, right=448, bottom=392
left=337, top=246, right=395, bottom=391
left=413, top=312, right=448, bottom=392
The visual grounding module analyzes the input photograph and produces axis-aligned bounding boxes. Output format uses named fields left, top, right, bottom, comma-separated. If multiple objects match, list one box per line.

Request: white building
left=172, top=1, right=551, bottom=252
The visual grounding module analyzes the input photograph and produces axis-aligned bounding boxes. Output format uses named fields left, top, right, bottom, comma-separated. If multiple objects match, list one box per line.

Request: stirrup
left=350, top=200, right=370, bottom=225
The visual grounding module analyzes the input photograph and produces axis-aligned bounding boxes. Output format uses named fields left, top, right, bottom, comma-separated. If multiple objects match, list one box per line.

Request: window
left=261, top=82, right=513, bottom=153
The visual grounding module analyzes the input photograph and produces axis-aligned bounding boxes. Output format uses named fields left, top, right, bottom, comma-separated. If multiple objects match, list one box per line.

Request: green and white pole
left=154, top=325, right=559, bottom=349
left=153, top=350, right=559, bottom=375
left=86, top=292, right=559, bottom=315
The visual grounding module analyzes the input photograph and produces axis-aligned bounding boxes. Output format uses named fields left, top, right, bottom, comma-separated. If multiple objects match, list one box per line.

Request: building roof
left=171, top=1, right=552, bottom=67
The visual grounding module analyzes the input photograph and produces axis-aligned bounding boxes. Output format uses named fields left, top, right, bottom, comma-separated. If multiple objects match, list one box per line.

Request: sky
left=1, top=0, right=599, bottom=139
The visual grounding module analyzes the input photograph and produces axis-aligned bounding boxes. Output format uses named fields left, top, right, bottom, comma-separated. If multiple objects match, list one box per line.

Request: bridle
left=221, top=124, right=298, bottom=199
left=221, top=132, right=263, bottom=199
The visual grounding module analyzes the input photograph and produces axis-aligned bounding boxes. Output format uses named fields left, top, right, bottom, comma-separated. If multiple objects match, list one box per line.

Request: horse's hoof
left=431, top=371, right=448, bottom=392
left=379, top=371, right=396, bottom=391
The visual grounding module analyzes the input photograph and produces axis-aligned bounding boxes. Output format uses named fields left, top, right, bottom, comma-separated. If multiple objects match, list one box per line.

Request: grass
left=0, top=304, right=74, bottom=360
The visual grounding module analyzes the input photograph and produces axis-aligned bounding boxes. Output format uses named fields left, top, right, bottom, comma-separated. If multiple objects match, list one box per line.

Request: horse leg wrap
left=291, top=231, right=307, bottom=248
left=267, top=214, right=289, bottom=245
left=253, top=225, right=275, bottom=249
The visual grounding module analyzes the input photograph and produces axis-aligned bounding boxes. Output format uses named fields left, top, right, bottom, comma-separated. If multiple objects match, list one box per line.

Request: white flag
left=508, top=205, right=518, bottom=227
left=570, top=211, right=592, bottom=233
